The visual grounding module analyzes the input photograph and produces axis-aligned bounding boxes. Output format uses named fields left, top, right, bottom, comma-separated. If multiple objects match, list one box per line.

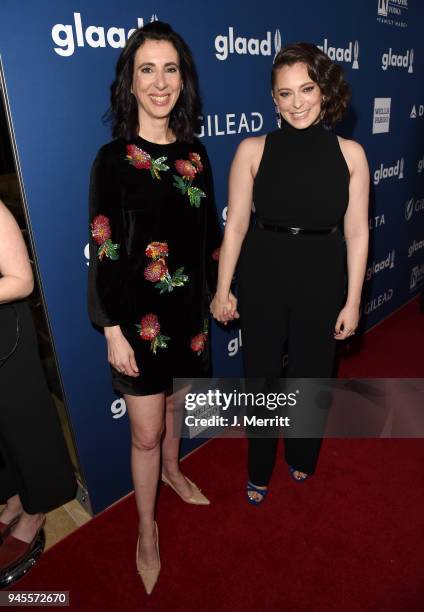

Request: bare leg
left=0, top=494, right=22, bottom=523
left=0, top=495, right=44, bottom=543
left=161, top=387, right=193, bottom=500
left=125, top=392, right=164, bottom=569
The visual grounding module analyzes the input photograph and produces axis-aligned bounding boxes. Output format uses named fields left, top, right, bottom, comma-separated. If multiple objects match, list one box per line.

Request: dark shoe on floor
left=288, top=466, right=309, bottom=482
left=0, top=519, right=46, bottom=588
left=246, top=481, right=269, bottom=505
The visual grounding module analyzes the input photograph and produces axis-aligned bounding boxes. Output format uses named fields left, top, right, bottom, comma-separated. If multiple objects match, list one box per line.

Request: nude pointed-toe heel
left=136, top=522, right=161, bottom=595
left=161, top=473, right=210, bottom=505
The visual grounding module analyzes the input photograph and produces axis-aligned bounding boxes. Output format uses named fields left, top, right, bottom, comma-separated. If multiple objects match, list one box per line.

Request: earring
left=275, top=106, right=281, bottom=129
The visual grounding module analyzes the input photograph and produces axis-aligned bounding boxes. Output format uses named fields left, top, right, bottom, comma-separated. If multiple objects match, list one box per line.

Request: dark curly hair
left=272, top=43, right=351, bottom=127
left=106, top=21, right=201, bottom=142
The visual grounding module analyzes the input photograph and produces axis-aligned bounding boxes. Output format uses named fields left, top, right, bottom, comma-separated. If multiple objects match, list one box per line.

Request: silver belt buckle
left=290, top=227, right=300, bottom=235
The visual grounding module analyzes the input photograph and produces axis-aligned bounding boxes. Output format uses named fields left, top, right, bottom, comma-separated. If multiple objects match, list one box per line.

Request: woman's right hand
left=104, top=326, right=140, bottom=377
left=210, top=292, right=239, bottom=325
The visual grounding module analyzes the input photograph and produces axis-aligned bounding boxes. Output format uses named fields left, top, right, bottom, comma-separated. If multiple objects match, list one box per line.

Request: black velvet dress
left=88, top=136, right=221, bottom=396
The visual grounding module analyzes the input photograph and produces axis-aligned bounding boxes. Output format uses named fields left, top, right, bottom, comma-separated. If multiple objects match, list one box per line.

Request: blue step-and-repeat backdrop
left=0, top=0, right=423, bottom=512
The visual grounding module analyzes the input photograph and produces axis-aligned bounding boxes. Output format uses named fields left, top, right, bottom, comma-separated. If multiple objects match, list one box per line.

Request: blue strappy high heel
left=288, top=466, right=309, bottom=483
left=246, top=482, right=269, bottom=505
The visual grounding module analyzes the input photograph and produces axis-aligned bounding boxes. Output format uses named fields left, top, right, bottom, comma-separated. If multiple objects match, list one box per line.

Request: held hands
left=105, top=326, right=140, bottom=377
left=210, top=291, right=240, bottom=325
left=334, top=303, right=360, bottom=340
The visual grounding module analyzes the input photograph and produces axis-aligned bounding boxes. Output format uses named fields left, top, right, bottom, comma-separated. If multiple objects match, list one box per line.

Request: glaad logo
left=214, top=27, right=281, bottom=61
left=317, top=39, right=359, bottom=69
left=366, top=250, right=395, bottom=281
left=410, top=105, right=424, bottom=118
left=372, top=97, right=391, bottom=134
left=373, top=158, right=404, bottom=185
left=408, top=238, right=424, bottom=258
left=52, top=12, right=158, bottom=57
left=410, top=264, right=424, bottom=290
left=196, top=112, right=263, bottom=137
left=381, top=48, right=414, bottom=72
left=364, top=288, right=393, bottom=315
left=274, top=30, right=282, bottom=59
left=228, top=329, right=242, bottom=357
left=405, top=197, right=424, bottom=221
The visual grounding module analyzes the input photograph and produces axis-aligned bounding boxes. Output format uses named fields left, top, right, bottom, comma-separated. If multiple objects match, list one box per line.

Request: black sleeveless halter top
left=253, top=117, right=350, bottom=228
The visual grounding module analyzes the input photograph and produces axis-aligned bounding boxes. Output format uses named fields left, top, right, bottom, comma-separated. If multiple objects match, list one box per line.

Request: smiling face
left=272, top=62, right=323, bottom=129
left=131, top=39, right=183, bottom=125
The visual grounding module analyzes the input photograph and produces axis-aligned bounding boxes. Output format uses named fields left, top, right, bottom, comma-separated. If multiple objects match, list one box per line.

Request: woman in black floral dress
left=88, top=22, right=222, bottom=594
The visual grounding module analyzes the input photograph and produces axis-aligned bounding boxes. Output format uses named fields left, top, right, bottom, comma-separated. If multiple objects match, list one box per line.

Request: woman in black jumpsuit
left=211, top=43, right=369, bottom=502
left=0, top=200, right=76, bottom=576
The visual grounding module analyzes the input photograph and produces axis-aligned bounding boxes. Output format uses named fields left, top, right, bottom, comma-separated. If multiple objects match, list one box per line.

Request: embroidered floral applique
left=91, top=214, right=120, bottom=261
left=136, top=313, right=170, bottom=354
left=145, top=241, right=169, bottom=259
left=190, top=319, right=209, bottom=355
left=173, top=152, right=206, bottom=207
left=144, top=241, right=189, bottom=293
left=144, top=259, right=168, bottom=283
left=189, top=152, right=204, bottom=172
left=125, top=144, right=169, bottom=179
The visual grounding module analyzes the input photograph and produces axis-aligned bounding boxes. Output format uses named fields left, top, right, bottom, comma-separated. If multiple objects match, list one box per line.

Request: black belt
left=256, top=221, right=337, bottom=235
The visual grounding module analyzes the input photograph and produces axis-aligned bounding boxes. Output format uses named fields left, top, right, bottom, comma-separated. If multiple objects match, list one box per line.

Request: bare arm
left=343, top=140, right=370, bottom=306
left=0, top=200, right=34, bottom=304
left=334, top=139, right=369, bottom=339
left=211, top=137, right=264, bottom=322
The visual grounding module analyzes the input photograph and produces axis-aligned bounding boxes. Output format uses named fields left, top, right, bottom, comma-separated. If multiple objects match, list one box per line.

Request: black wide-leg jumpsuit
left=0, top=301, right=76, bottom=513
left=237, top=118, right=350, bottom=485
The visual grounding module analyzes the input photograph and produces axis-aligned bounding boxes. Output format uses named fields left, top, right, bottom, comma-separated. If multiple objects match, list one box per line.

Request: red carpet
left=337, top=297, right=424, bottom=378
left=12, top=297, right=424, bottom=611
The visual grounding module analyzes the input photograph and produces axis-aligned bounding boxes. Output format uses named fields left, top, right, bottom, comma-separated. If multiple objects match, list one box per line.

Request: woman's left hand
left=210, top=291, right=239, bottom=325
left=334, top=304, right=360, bottom=340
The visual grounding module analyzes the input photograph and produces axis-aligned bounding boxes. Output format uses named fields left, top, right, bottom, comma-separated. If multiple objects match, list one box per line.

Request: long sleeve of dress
left=201, top=146, right=223, bottom=297
left=87, top=146, right=124, bottom=328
